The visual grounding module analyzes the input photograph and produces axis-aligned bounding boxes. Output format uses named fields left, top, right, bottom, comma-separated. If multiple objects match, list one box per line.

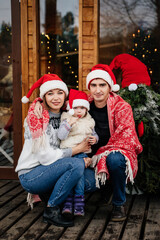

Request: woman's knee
left=106, top=152, right=126, bottom=171
left=71, top=157, right=85, bottom=176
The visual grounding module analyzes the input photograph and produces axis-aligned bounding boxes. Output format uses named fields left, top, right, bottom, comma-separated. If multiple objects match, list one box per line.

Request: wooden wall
left=79, top=0, right=99, bottom=91
left=21, top=0, right=99, bottom=126
left=21, top=0, right=40, bottom=125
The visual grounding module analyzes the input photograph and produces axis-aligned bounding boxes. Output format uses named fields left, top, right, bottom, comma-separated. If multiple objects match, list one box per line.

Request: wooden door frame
left=0, top=0, right=21, bottom=179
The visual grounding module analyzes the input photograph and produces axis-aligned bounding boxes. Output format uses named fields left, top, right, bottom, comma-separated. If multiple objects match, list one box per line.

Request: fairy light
left=133, top=34, right=135, bottom=38
left=154, top=49, right=157, bottom=52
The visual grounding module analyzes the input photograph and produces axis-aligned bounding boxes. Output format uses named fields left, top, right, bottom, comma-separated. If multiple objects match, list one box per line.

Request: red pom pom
left=138, top=121, right=144, bottom=137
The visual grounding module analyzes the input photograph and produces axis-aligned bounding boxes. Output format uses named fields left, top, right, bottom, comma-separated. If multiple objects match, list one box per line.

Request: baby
left=58, top=89, right=98, bottom=216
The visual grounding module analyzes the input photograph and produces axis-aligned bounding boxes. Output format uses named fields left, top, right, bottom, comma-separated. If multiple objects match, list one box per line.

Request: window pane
left=99, top=0, right=160, bottom=93
left=40, top=0, right=79, bottom=90
left=0, top=1, right=13, bottom=166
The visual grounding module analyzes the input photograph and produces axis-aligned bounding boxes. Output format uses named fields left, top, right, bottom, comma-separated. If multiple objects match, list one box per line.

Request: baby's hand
left=88, top=136, right=97, bottom=145
left=68, top=116, right=78, bottom=126
left=83, top=157, right=92, bottom=168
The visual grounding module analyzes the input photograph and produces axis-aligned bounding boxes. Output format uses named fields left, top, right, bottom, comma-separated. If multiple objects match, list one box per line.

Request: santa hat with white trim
left=21, top=74, right=68, bottom=103
left=86, top=64, right=120, bottom=92
left=67, top=89, right=90, bottom=115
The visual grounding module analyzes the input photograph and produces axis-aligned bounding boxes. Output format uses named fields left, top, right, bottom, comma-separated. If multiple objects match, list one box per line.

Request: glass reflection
left=40, top=0, right=79, bottom=90
left=0, top=1, right=13, bottom=166
left=99, top=0, right=160, bottom=93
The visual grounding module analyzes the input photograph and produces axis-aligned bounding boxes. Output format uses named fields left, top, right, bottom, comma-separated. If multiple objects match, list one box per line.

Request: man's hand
left=88, top=136, right=97, bottom=145
left=83, top=157, right=92, bottom=168
left=34, top=101, right=43, bottom=119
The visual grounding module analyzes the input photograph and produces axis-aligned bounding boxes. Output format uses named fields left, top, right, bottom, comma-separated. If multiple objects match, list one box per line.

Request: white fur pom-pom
left=69, top=109, right=74, bottom=115
left=112, top=84, right=120, bottom=92
left=128, top=83, right=138, bottom=91
left=21, top=96, right=29, bottom=103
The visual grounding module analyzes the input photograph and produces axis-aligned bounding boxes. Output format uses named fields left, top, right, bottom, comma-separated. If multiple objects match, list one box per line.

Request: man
left=84, top=64, right=143, bottom=221
left=33, top=64, right=143, bottom=222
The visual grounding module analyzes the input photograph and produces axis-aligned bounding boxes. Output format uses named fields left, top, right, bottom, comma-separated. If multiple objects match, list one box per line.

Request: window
left=40, top=0, right=79, bottom=90
left=99, top=0, right=160, bottom=93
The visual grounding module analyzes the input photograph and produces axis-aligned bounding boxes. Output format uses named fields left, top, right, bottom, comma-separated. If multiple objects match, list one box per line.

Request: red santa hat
left=67, top=89, right=90, bottom=115
left=109, top=53, right=151, bottom=91
left=21, top=74, right=68, bottom=103
left=86, top=64, right=120, bottom=92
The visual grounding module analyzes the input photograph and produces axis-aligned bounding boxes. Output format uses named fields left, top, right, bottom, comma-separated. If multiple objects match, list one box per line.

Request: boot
left=43, top=206, right=74, bottom=227
left=111, top=205, right=127, bottom=222
left=74, top=195, right=85, bottom=216
left=62, top=195, right=73, bottom=217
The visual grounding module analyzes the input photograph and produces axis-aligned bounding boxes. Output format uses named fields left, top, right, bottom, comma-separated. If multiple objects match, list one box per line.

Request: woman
left=15, top=74, right=90, bottom=227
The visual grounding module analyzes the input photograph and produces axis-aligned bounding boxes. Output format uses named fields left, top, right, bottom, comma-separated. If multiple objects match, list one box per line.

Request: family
left=15, top=63, right=143, bottom=227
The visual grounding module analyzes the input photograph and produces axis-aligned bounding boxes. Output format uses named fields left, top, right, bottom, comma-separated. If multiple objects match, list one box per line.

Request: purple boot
left=62, top=195, right=73, bottom=217
left=74, top=195, right=85, bottom=216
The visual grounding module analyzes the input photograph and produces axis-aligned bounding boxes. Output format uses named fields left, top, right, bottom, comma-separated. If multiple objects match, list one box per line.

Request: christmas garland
left=119, top=84, right=160, bottom=193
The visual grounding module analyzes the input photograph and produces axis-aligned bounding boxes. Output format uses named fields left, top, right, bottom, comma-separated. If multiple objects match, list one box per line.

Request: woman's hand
left=72, top=137, right=91, bottom=156
left=34, top=101, right=43, bottom=119
left=84, top=157, right=92, bottom=168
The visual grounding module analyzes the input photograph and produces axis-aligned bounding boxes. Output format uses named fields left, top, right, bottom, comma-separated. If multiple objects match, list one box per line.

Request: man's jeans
left=19, top=157, right=85, bottom=207
left=84, top=151, right=126, bottom=206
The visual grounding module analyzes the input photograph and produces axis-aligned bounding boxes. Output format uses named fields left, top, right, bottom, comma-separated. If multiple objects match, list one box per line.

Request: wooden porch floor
left=0, top=180, right=159, bottom=240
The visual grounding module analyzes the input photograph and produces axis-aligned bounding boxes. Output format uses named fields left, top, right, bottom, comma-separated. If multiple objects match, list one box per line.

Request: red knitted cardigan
left=89, top=92, right=143, bottom=188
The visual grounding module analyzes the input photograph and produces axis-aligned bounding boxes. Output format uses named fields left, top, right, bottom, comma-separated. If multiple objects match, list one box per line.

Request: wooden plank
left=82, top=36, right=94, bottom=50
left=28, top=34, right=33, bottom=48
left=0, top=181, right=20, bottom=198
left=31, top=0, right=40, bottom=101
left=93, top=0, right=99, bottom=65
left=28, top=6, right=32, bottom=21
left=28, top=21, right=33, bottom=35
left=0, top=203, right=44, bottom=239
left=101, top=195, right=132, bottom=240
left=59, top=192, right=102, bottom=240
left=82, top=7, right=94, bottom=21
left=0, top=191, right=26, bottom=221
left=122, top=195, right=147, bottom=239
left=80, top=205, right=112, bottom=240
left=19, top=217, right=50, bottom=240
left=83, top=76, right=88, bottom=91
left=39, top=224, right=64, bottom=240
left=21, top=0, right=29, bottom=137
left=78, top=0, right=83, bottom=91
left=82, top=22, right=94, bottom=36
left=144, top=194, right=160, bottom=240
left=82, top=63, right=93, bottom=76
left=82, top=50, right=94, bottom=63
left=83, top=0, right=94, bottom=6
left=28, top=0, right=32, bottom=7
left=0, top=185, right=24, bottom=208
left=0, top=180, right=10, bottom=188
left=11, top=0, right=22, bottom=171
left=29, top=48, right=33, bottom=63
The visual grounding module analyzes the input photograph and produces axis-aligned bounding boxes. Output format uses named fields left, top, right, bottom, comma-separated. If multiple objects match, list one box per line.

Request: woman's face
left=45, top=89, right=66, bottom=113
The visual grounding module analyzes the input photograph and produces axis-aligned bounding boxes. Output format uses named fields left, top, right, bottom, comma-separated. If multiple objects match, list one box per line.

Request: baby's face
left=73, top=106, right=87, bottom=118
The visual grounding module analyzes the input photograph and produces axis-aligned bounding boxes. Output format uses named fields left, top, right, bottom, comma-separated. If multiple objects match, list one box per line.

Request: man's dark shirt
left=89, top=101, right=110, bottom=157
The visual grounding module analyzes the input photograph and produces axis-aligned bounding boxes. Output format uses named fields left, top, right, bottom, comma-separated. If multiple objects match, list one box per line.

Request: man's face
left=89, top=78, right=110, bottom=104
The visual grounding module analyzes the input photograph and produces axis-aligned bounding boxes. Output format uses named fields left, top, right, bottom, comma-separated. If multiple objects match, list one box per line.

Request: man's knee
left=106, top=152, right=126, bottom=171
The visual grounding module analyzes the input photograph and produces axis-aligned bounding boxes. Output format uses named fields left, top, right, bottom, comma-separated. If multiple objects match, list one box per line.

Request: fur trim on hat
left=40, top=80, right=68, bottom=98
